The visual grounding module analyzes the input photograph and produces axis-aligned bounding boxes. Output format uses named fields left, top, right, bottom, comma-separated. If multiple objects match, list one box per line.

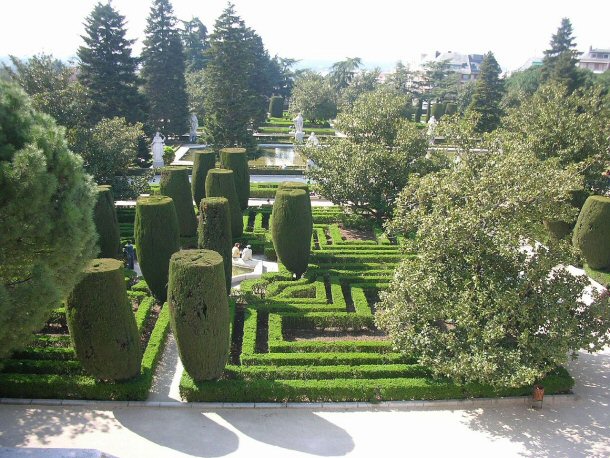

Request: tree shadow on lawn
left=462, top=349, right=610, bottom=457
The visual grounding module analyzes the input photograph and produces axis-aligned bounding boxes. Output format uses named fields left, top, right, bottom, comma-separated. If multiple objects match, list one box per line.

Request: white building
left=579, top=47, right=610, bottom=74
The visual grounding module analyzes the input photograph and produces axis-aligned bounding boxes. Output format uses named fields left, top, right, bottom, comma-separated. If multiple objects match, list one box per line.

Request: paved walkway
left=0, top=347, right=608, bottom=457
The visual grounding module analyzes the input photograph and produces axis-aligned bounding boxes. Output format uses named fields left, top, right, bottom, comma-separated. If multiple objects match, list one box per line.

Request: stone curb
left=0, top=394, right=577, bottom=410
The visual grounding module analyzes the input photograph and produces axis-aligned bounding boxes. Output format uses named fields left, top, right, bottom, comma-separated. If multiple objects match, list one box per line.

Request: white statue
left=241, top=244, right=253, bottom=262
left=293, top=113, right=304, bottom=133
left=151, top=132, right=165, bottom=168
left=189, top=114, right=198, bottom=143
left=427, top=116, right=438, bottom=145
left=306, top=132, right=320, bottom=146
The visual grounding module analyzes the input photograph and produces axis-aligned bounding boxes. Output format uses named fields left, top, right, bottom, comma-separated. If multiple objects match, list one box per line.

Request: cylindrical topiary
left=271, top=188, right=313, bottom=278
left=269, top=96, right=284, bottom=118
left=544, top=190, right=590, bottom=240
left=445, top=103, right=457, bottom=116
left=66, top=258, right=141, bottom=381
left=278, top=181, right=311, bottom=213
left=220, top=148, right=249, bottom=211
left=160, top=166, right=197, bottom=239
left=93, top=185, right=121, bottom=259
left=134, top=195, right=180, bottom=302
left=415, top=99, right=423, bottom=123
left=191, top=150, right=216, bottom=207
left=198, top=197, right=232, bottom=293
left=572, top=195, right=610, bottom=269
left=205, top=168, right=243, bottom=237
left=168, top=249, right=230, bottom=381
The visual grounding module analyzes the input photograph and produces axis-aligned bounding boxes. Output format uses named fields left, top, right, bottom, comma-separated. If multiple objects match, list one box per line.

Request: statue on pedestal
left=151, top=132, right=165, bottom=168
left=427, top=116, right=438, bottom=145
left=189, top=114, right=199, bottom=143
left=293, top=112, right=305, bottom=142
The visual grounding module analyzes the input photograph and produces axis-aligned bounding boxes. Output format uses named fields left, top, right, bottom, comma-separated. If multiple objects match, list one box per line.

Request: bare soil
left=339, top=225, right=376, bottom=241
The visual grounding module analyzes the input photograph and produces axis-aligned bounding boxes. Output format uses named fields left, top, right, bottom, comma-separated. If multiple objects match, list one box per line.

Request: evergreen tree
left=203, top=3, right=274, bottom=147
left=542, top=18, right=582, bottom=93
left=181, top=17, right=208, bottom=73
left=141, top=0, right=189, bottom=135
left=467, top=51, right=504, bottom=132
left=77, top=2, right=146, bottom=125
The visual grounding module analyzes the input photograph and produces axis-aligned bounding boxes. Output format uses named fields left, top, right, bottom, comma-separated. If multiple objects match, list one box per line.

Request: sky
left=1, top=0, right=609, bottom=72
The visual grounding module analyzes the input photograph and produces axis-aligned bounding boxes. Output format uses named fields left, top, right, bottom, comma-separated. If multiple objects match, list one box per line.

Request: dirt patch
left=339, top=225, right=376, bottom=241
left=139, top=302, right=161, bottom=350
left=230, top=304, right=245, bottom=365
left=284, top=328, right=387, bottom=342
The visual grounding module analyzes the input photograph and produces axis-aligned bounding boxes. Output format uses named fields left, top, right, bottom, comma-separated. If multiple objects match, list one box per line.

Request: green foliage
left=66, top=259, right=141, bottom=381
left=168, top=250, right=230, bottom=381
left=141, top=0, right=189, bottom=134
left=198, top=197, right=232, bottom=292
left=205, top=169, right=243, bottom=237
left=185, top=69, right=206, bottom=120
left=134, top=195, right=180, bottom=302
left=328, top=57, right=362, bottom=91
left=0, top=80, right=97, bottom=359
left=337, top=68, right=382, bottom=110
left=180, top=17, right=208, bottom=72
left=160, top=166, right=197, bottom=238
left=220, top=147, right=249, bottom=210
left=467, top=51, right=504, bottom=132
left=271, top=189, right=312, bottom=278
left=444, top=102, right=457, bottom=116
left=542, top=18, right=583, bottom=93
left=430, top=102, right=445, bottom=120
left=289, top=71, right=337, bottom=122
left=77, top=2, right=146, bottom=125
left=93, top=185, right=121, bottom=258
left=191, top=150, right=216, bottom=207
left=162, top=146, right=175, bottom=165
left=269, top=96, right=284, bottom=118
left=503, top=67, right=543, bottom=108
left=572, top=196, right=610, bottom=269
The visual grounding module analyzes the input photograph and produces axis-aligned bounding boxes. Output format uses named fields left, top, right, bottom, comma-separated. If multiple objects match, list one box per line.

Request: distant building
left=579, top=47, right=610, bottom=74
left=425, top=51, right=485, bottom=83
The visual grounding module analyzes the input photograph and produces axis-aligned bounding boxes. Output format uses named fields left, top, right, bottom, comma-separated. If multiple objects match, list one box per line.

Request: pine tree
left=141, top=0, right=189, bottom=135
left=467, top=51, right=504, bottom=133
left=77, top=2, right=146, bottom=125
left=181, top=17, right=208, bottom=73
left=542, top=18, right=582, bottom=93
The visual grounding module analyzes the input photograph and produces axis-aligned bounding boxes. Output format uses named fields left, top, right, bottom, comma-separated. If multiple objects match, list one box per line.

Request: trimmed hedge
left=573, top=195, right=610, bottom=269
left=191, top=150, right=216, bottom=207
left=66, top=259, right=141, bottom=381
left=160, top=166, right=197, bottom=239
left=220, top=148, right=250, bottom=211
left=445, top=103, right=457, bottom=116
left=271, top=189, right=312, bottom=278
left=93, top=185, right=121, bottom=258
left=205, top=168, right=243, bottom=237
left=135, top=196, right=180, bottom=302
left=168, top=250, right=230, bottom=381
left=198, top=197, right=232, bottom=293
left=269, top=96, right=284, bottom=118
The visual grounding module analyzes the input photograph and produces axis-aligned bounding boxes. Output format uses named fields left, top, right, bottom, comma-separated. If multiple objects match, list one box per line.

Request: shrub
left=431, top=103, right=446, bottom=120
left=445, top=103, right=457, bottom=116
left=159, top=166, right=197, bottom=239
left=66, top=258, right=141, bottom=381
left=191, top=150, right=216, bottom=207
left=271, top=189, right=312, bottom=278
left=162, top=146, right=175, bottom=165
left=220, top=148, right=249, bottom=211
left=168, top=250, right=230, bottom=381
left=134, top=195, right=180, bottom=302
left=93, top=185, right=121, bottom=259
left=198, top=197, right=232, bottom=293
left=544, top=190, right=589, bottom=240
left=205, top=168, right=243, bottom=237
left=573, top=195, right=610, bottom=269
left=269, top=96, right=284, bottom=118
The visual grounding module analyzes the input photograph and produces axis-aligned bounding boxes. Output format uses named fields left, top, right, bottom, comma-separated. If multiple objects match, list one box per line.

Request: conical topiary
left=134, top=195, right=180, bottom=302
left=271, top=188, right=313, bottom=278
left=220, top=148, right=249, bottom=211
left=160, top=166, right=197, bottom=239
left=205, top=168, right=243, bottom=237
left=66, top=258, right=141, bottom=381
left=198, top=197, right=232, bottom=293
left=168, top=249, right=230, bottom=381
left=572, top=195, right=610, bottom=269
left=93, top=185, right=121, bottom=259
left=191, top=150, right=216, bottom=207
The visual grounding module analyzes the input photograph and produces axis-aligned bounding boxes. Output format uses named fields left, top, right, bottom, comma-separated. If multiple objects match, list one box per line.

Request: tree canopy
left=467, top=51, right=504, bottom=132
left=541, top=18, right=582, bottom=93
left=289, top=71, right=337, bottom=122
left=180, top=17, right=208, bottom=73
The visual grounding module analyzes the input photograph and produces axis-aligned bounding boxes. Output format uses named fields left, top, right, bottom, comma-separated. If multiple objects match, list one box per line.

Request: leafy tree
left=328, top=57, right=362, bottom=91
left=289, top=71, right=337, bottom=122
left=0, top=80, right=97, bottom=360
left=180, top=17, right=208, bottom=72
left=186, top=69, right=206, bottom=120
left=270, top=56, right=298, bottom=99
left=77, top=2, right=146, bottom=125
left=503, top=67, right=543, bottom=108
left=467, top=51, right=504, bottom=132
left=386, top=61, right=415, bottom=95
left=377, top=141, right=610, bottom=387
left=541, top=18, right=582, bottom=93
left=417, top=59, right=460, bottom=104
left=141, top=0, right=189, bottom=135
left=338, top=68, right=382, bottom=110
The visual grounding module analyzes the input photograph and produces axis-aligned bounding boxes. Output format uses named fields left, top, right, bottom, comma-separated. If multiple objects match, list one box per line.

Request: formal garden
left=1, top=1, right=610, bottom=407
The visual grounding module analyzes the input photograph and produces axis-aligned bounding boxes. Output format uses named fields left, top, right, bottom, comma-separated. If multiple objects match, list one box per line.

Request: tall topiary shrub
left=191, top=150, right=216, bottom=207
left=134, top=195, right=180, bottom=302
left=168, top=249, right=230, bottom=381
left=93, top=185, right=121, bottom=259
left=220, top=148, right=249, bottom=211
left=198, top=197, right=232, bottom=293
left=269, top=96, right=284, bottom=118
left=160, top=166, right=197, bottom=239
left=278, top=181, right=311, bottom=212
left=205, top=168, right=243, bottom=237
left=271, top=188, right=312, bottom=278
left=572, top=195, right=610, bottom=269
left=544, top=190, right=589, bottom=240
left=66, top=258, right=141, bottom=381
left=445, top=103, right=457, bottom=116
